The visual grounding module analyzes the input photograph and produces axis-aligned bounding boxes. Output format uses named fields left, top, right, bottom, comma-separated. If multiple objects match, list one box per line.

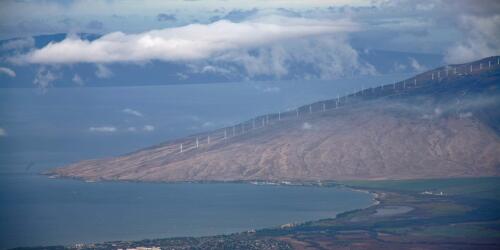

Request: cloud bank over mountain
left=17, top=17, right=357, bottom=64
left=0, top=0, right=498, bottom=88
left=444, top=14, right=500, bottom=64
left=11, top=16, right=375, bottom=80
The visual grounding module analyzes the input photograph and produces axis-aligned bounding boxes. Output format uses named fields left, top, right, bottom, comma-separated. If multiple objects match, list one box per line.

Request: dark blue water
left=0, top=76, right=409, bottom=249
left=0, top=174, right=372, bottom=249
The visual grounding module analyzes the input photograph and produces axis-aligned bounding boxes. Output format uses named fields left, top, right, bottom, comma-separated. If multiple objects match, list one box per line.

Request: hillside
left=50, top=57, right=500, bottom=182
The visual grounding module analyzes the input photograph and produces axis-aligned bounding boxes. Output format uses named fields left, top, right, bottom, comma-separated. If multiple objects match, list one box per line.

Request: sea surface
left=0, top=175, right=373, bottom=249
left=0, top=75, right=409, bottom=249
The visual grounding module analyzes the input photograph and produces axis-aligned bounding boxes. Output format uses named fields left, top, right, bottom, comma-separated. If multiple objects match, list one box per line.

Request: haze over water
left=0, top=77, right=407, bottom=249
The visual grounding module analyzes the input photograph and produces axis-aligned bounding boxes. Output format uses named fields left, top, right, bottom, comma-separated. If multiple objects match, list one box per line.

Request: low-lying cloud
left=89, top=126, right=117, bottom=133
left=0, top=67, right=16, bottom=77
left=33, top=67, right=58, bottom=89
left=445, top=15, right=500, bottom=64
left=95, top=64, right=113, bottom=78
left=122, top=108, right=143, bottom=117
left=143, top=125, right=155, bottom=132
left=409, top=57, right=426, bottom=72
left=16, top=17, right=358, bottom=64
left=72, top=74, right=84, bottom=85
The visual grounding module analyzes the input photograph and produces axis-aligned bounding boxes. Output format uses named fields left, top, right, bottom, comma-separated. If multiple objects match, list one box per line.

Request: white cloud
left=122, top=108, right=143, bottom=117
left=143, top=125, right=155, bottom=132
left=127, top=126, right=137, bottom=132
left=392, top=62, right=407, bottom=72
left=176, top=72, right=189, bottom=80
left=33, top=67, right=58, bottom=89
left=0, top=67, right=16, bottom=77
left=72, top=74, right=84, bottom=85
left=204, top=35, right=376, bottom=79
left=0, top=128, right=6, bottom=137
left=95, top=64, right=113, bottom=78
left=89, top=126, right=117, bottom=133
left=17, top=17, right=358, bottom=64
left=200, top=65, right=232, bottom=75
left=445, top=15, right=500, bottom=64
left=408, top=57, right=426, bottom=72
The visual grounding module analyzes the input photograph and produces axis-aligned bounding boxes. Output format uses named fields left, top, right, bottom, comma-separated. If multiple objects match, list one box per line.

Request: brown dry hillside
left=51, top=57, right=500, bottom=182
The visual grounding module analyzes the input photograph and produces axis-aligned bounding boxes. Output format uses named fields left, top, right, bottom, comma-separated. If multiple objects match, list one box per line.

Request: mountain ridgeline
left=51, top=56, right=500, bottom=182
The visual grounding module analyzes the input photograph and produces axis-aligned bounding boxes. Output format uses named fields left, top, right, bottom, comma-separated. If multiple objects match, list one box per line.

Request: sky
left=0, top=0, right=499, bottom=83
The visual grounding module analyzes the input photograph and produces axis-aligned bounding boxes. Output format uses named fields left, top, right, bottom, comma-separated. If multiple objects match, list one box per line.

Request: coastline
left=10, top=176, right=500, bottom=249
left=6, top=174, right=378, bottom=250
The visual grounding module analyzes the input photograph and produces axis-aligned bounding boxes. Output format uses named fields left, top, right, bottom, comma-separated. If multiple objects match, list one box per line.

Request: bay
left=0, top=174, right=373, bottom=249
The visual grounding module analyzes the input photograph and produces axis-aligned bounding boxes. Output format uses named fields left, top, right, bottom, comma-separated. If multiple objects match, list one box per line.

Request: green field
left=338, top=177, right=500, bottom=200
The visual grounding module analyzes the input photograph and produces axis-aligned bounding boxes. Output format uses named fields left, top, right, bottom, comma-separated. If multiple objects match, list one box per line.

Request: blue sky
left=0, top=0, right=499, bottom=85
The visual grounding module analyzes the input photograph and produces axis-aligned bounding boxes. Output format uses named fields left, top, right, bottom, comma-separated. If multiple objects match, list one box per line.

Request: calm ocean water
left=0, top=175, right=373, bottom=249
left=0, top=75, right=408, bottom=249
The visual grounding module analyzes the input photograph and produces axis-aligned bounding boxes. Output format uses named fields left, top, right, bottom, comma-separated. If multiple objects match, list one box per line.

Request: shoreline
left=8, top=174, right=381, bottom=250
left=45, top=172, right=383, bottom=210
left=11, top=176, right=500, bottom=249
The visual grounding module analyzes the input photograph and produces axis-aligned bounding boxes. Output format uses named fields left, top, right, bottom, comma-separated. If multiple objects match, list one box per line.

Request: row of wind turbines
left=176, top=56, right=500, bottom=154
